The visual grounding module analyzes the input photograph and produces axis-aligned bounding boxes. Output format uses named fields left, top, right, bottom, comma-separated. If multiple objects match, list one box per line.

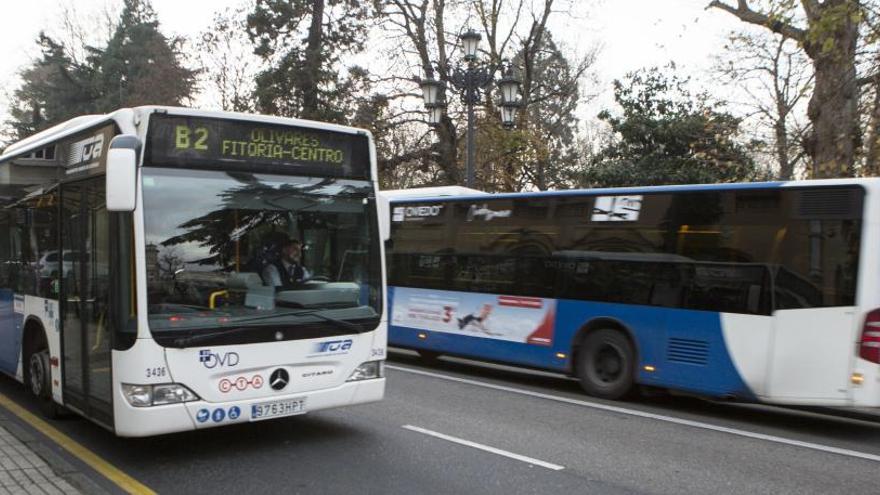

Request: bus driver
left=262, top=237, right=312, bottom=289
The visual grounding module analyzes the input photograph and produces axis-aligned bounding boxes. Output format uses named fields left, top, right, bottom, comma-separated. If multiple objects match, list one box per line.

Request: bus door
left=766, top=308, right=854, bottom=403
left=60, top=178, right=113, bottom=426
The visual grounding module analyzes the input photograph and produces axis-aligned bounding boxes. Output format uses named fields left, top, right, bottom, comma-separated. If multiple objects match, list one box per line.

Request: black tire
left=27, top=349, right=62, bottom=419
left=576, top=329, right=636, bottom=400
left=417, top=350, right=442, bottom=365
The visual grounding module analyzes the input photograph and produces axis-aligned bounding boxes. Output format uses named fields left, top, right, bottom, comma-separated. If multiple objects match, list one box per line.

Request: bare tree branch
left=707, top=1, right=807, bottom=42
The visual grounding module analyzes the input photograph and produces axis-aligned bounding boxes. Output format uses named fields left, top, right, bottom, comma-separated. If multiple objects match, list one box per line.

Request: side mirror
left=375, top=192, right=390, bottom=241
left=106, top=134, right=140, bottom=212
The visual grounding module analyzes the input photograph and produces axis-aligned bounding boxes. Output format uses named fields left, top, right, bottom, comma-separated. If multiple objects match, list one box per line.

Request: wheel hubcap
left=29, top=354, right=44, bottom=396
left=592, top=344, right=623, bottom=384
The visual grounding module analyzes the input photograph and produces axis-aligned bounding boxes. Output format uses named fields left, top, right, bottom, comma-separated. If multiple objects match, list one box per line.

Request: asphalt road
left=2, top=349, right=880, bottom=495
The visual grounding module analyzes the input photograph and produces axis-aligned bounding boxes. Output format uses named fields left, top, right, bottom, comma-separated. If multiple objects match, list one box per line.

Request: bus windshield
left=142, top=167, right=381, bottom=346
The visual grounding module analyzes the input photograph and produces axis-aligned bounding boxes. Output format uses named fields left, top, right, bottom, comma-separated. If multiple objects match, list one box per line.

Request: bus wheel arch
left=571, top=318, right=638, bottom=400
left=21, top=320, right=61, bottom=418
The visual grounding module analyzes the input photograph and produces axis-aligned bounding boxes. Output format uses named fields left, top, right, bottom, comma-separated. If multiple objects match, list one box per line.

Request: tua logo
left=68, top=134, right=105, bottom=167
left=313, top=339, right=353, bottom=353
left=199, top=349, right=240, bottom=369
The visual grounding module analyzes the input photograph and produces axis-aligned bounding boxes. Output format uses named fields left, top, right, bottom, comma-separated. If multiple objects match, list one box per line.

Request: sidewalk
left=0, top=421, right=81, bottom=495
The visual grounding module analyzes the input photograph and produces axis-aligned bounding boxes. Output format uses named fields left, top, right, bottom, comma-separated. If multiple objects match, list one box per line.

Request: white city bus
left=0, top=107, right=387, bottom=436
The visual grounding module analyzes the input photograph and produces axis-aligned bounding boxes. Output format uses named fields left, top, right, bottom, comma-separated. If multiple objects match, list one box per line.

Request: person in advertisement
left=457, top=303, right=499, bottom=336
left=261, top=235, right=312, bottom=289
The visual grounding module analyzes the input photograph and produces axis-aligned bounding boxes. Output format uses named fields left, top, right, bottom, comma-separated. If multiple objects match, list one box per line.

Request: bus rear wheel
left=577, top=329, right=635, bottom=400
left=27, top=349, right=61, bottom=419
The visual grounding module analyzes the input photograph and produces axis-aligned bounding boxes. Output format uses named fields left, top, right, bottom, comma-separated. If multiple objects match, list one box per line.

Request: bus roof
left=385, top=178, right=880, bottom=203
left=381, top=186, right=489, bottom=198
left=0, top=106, right=373, bottom=164
left=1, top=113, right=118, bottom=160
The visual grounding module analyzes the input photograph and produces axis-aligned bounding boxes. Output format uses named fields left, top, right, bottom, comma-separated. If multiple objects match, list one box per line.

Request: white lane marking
left=402, top=424, right=565, bottom=471
left=388, top=365, right=880, bottom=463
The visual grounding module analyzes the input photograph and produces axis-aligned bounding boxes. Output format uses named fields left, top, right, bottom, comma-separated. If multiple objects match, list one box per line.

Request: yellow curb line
left=0, top=392, right=156, bottom=494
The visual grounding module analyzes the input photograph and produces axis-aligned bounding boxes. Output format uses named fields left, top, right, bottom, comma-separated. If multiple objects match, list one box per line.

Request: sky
left=0, top=0, right=747, bottom=127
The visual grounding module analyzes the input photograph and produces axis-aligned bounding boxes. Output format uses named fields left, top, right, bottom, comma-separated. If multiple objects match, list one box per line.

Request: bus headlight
left=122, top=384, right=152, bottom=407
left=346, top=361, right=384, bottom=382
left=122, top=383, right=199, bottom=407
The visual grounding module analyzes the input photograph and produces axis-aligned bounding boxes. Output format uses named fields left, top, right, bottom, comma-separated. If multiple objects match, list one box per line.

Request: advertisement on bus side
left=390, top=287, right=555, bottom=346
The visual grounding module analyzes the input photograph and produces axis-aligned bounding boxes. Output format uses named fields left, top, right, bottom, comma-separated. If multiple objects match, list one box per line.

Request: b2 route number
left=146, top=367, right=167, bottom=379
left=175, top=125, right=209, bottom=151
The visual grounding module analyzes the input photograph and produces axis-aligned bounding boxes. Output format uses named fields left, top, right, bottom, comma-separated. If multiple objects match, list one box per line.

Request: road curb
left=0, top=410, right=110, bottom=495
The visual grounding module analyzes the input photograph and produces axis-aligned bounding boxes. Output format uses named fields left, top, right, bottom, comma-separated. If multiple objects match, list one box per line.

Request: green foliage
left=5, top=34, right=97, bottom=139
left=95, top=0, right=196, bottom=111
left=475, top=32, right=587, bottom=191
left=581, top=66, right=764, bottom=187
left=804, top=1, right=861, bottom=58
left=246, top=0, right=373, bottom=123
left=514, top=33, right=583, bottom=189
left=4, top=0, right=195, bottom=141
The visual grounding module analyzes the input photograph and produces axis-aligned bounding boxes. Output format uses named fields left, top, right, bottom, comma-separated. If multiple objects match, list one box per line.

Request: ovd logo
left=199, top=349, right=240, bottom=369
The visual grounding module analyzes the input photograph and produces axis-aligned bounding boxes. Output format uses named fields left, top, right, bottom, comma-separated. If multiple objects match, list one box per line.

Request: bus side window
left=111, top=212, right=137, bottom=350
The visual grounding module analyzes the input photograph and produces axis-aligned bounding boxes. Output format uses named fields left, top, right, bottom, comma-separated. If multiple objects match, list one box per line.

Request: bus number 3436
left=146, top=367, right=167, bottom=379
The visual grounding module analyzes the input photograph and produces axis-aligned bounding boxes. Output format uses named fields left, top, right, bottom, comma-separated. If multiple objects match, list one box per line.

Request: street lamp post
left=418, top=29, right=521, bottom=188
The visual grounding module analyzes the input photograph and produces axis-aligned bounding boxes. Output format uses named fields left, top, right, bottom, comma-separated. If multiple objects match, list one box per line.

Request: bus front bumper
left=113, top=377, right=385, bottom=437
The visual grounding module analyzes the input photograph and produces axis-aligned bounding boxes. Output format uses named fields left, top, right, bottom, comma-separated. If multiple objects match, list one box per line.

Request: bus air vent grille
left=794, top=189, right=860, bottom=219
left=667, top=338, right=709, bottom=365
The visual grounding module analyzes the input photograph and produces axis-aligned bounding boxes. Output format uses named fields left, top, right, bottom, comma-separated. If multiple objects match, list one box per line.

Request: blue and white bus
left=0, top=107, right=387, bottom=436
left=385, top=181, right=880, bottom=407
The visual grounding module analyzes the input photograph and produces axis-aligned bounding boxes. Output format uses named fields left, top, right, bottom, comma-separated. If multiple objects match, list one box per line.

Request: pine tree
left=94, top=0, right=196, bottom=111
left=246, top=0, right=373, bottom=123
left=3, top=0, right=195, bottom=141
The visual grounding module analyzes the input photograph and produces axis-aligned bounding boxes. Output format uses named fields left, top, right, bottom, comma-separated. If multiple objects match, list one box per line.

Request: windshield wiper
left=169, top=309, right=364, bottom=347
left=171, top=326, right=254, bottom=348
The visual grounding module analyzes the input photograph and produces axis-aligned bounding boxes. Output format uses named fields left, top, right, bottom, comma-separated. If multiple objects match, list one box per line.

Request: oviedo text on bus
left=382, top=182, right=880, bottom=408
left=0, top=107, right=389, bottom=436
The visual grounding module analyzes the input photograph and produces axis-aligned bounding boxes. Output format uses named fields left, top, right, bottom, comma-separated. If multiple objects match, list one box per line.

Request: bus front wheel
left=27, top=349, right=61, bottom=419
left=576, top=329, right=635, bottom=400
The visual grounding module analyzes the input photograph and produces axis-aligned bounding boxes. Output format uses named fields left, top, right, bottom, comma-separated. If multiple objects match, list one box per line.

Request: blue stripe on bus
left=389, top=286, right=756, bottom=401
left=0, top=290, right=23, bottom=375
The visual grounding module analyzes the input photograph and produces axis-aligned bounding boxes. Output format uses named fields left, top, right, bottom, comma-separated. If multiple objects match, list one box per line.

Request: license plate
left=250, top=398, right=307, bottom=421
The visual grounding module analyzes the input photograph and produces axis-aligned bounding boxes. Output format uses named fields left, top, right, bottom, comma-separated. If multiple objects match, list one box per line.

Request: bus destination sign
left=146, top=115, right=370, bottom=179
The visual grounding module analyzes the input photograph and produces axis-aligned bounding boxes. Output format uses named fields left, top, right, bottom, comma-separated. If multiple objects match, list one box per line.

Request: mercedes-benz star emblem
left=269, top=368, right=289, bottom=391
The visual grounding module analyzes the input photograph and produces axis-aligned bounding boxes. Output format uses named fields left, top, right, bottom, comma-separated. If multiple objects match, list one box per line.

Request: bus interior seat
left=228, top=272, right=263, bottom=289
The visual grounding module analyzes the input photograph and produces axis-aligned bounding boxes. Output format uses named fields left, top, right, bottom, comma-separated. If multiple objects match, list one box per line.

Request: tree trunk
left=436, top=116, right=461, bottom=185
left=795, top=0, right=860, bottom=178
left=865, top=84, right=880, bottom=176
left=807, top=49, right=859, bottom=178
left=302, top=0, right=325, bottom=120
left=775, top=116, right=793, bottom=180
left=709, top=0, right=862, bottom=179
